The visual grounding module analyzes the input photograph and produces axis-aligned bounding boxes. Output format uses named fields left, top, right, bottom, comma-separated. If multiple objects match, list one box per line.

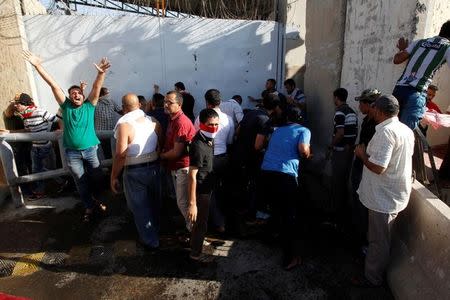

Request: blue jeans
left=31, top=143, right=55, bottom=193
left=65, top=145, right=101, bottom=209
left=123, top=163, right=161, bottom=248
left=393, top=85, right=426, bottom=130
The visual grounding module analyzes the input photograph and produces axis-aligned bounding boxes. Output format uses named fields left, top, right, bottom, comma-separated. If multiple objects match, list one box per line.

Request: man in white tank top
left=111, top=93, right=162, bottom=250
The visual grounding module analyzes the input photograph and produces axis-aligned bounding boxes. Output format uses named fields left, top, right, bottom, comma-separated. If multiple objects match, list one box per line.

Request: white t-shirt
left=358, top=117, right=414, bottom=214
left=220, top=99, right=244, bottom=126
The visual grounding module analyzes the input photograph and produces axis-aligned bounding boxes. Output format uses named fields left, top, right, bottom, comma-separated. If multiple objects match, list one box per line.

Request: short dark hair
left=262, top=93, right=280, bottom=110
left=152, top=93, right=165, bottom=108
left=15, top=93, right=33, bottom=106
left=428, top=84, right=439, bottom=91
left=174, top=82, right=186, bottom=90
left=204, top=89, right=221, bottom=107
left=166, top=91, right=183, bottom=105
left=68, top=85, right=82, bottom=95
left=199, top=108, right=219, bottom=124
left=99, top=87, right=108, bottom=97
left=374, top=95, right=399, bottom=117
left=286, top=105, right=303, bottom=124
left=284, top=79, right=295, bottom=87
left=137, top=95, right=147, bottom=105
left=439, top=20, right=450, bottom=39
left=333, top=88, right=348, bottom=102
left=232, top=95, right=242, bottom=105
left=267, top=78, right=276, bottom=86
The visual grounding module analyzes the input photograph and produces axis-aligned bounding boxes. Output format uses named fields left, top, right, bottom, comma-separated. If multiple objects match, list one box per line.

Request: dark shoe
left=137, top=240, right=159, bottom=253
left=189, top=253, right=214, bottom=264
left=56, top=180, right=69, bottom=194
left=28, top=192, right=46, bottom=201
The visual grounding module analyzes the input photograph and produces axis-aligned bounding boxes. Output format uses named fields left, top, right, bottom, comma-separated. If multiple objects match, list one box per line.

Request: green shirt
left=61, top=98, right=99, bottom=150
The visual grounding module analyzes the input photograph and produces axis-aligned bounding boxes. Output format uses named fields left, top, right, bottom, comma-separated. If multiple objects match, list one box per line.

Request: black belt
left=215, top=153, right=228, bottom=158
left=125, top=160, right=159, bottom=170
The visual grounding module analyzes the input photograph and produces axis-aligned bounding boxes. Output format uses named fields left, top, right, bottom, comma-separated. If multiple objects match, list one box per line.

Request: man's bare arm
left=23, top=50, right=66, bottom=105
left=298, top=143, right=311, bottom=159
left=332, top=128, right=344, bottom=146
left=393, top=37, right=410, bottom=64
left=160, top=141, right=185, bottom=160
left=354, top=144, right=385, bottom=175
left=187, top=167, right=198, bottom=223
left=111, top=123, right=129, bottom=193
left=254, top=133, right=267, bottom=151
left=88, top=57, right=111, bottom=106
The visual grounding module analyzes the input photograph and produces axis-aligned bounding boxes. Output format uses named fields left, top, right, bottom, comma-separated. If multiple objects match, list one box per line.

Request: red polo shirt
left=164, top=110, right=196, bottom=170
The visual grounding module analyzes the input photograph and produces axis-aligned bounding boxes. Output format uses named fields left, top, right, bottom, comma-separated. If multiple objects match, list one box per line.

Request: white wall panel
left=23, top=15, right=279, bottom=116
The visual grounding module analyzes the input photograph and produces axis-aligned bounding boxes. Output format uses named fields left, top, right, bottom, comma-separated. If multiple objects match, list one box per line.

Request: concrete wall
left=285, top=0, right=306, bottom=89
left=23, top=15, right=280, bottom=116
left=340, top=0, right=450, bottom=146
left=388, top=181, right=450, bottom=299
left=22, top=0, right=47, bottom=15
left=0, top=0, right=44, bottom=128
left=423, top=0, right=450, bottom=146
left=303, top=0, right=347, bottom=149
left=340, top=0, right=426, bottom=115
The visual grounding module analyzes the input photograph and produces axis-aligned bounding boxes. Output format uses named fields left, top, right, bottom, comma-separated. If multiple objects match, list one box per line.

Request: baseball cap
left=355, top=88, right=381, bottom=103
left=13, top=93, right=33, bottom=105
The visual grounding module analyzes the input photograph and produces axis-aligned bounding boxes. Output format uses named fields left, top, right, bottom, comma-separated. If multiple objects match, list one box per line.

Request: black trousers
left=261, top=170, right=301, bottom=259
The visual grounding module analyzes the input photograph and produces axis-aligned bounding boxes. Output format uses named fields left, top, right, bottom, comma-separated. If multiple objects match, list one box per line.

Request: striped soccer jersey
left=16, top=107, right=57, bottom=146
left=396, top=36, right=450, bottom=91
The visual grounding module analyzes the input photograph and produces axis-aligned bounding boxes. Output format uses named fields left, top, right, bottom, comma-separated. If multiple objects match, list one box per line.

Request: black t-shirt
left=189, top=132, right=214, bottom=194
left=233, top=108, right=270, bottom=166
left=359, top=116, right=376, bottom=147
left=181, top=93, right=195, bottom=122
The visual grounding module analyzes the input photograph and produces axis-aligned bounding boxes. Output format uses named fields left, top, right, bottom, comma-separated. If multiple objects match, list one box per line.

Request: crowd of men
left=2, top=20, right=449, bottom=288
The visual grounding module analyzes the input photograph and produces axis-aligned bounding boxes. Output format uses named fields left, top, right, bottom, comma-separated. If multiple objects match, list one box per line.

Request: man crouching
left=187, top=108, right=219, bottom=261
left=111, top=93, right=162, bottom=250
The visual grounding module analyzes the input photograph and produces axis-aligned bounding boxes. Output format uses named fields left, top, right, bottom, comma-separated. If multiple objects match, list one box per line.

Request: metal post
left=275, top=0, right=287, bottom=91
left=0, top=141, right=24, bottom=207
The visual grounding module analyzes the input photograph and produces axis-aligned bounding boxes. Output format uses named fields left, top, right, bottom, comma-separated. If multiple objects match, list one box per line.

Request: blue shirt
left=261, top=123, right=311, bottom=177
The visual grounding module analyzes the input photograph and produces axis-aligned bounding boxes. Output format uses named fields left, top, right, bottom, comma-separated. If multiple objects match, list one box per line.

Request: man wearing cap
left=354, top=95, right=414, bottom=287
left=1, top=93, right=59, bottom=199
left=351, top=89, right=381, bottom=247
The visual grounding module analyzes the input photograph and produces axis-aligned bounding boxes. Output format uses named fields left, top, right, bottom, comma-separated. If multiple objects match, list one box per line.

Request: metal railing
left=413, top=127, right=443, bottom=200
left=0, top=131, right=114, bottom=207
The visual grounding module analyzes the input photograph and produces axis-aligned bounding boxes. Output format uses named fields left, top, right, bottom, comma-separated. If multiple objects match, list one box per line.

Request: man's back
left=220, top=99, right=243, bottom=126
left=396, top=36, right=450, bottom=91
left=235, top=108, right=269, bottom=161
left=95, top=95, right=121, bottom=130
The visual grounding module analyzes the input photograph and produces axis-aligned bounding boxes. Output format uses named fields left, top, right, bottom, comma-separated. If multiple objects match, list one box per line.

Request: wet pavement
left=0, top=184, right=393, bottom=299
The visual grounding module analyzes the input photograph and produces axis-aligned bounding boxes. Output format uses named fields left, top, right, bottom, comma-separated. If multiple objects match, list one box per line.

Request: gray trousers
left=365, top=209, right=398, bottom=285
left=190, top=193, right=211, bottom=257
